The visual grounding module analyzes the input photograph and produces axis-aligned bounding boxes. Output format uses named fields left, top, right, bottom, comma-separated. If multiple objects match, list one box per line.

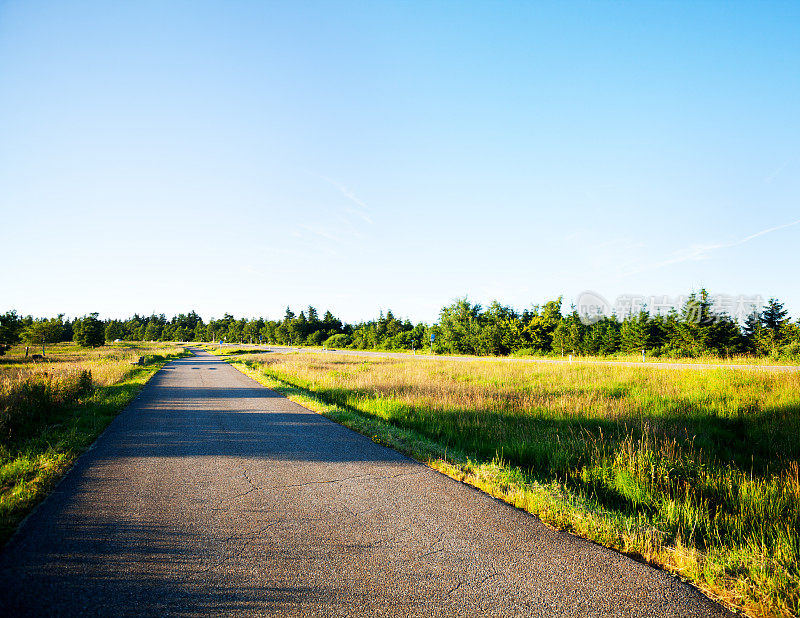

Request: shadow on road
left=1, top=515, right=332, bottom=615
left=91, top=355, right=409, bottom=464
left=0, top=352, right=408, bottom=614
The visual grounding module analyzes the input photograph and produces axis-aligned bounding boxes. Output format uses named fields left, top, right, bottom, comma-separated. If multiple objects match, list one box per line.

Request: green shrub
left=779, top=341, right=800, bottom=361
left=324, top=334, right=351, bottom=348
left=0, top=369, right=93, bottom=444
left=306, top=331, right=325, bottom=346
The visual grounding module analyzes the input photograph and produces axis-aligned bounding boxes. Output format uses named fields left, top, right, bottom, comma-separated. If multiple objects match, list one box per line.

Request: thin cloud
left=298, top=223, right=342, bottom=243
left=344, top=206, right=373, bottom=225
left=284, top=174, right=375, bottom=251
left=626, top=218, right=800, bottom=276
left=320, top=176, right=373, bottom=224
left=738, top=218, right=800, bottom=243
left=291, top=225, right=342, bottom=258
left=765, top=159, right=792, bottom=184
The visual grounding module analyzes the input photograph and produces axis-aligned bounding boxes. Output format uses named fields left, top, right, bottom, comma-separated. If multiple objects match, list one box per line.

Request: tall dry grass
left=0, top=342, right=189, bottom=544
left=0, top=344, right=185, bottom=444
left=236, top=353, right=800, bottom=617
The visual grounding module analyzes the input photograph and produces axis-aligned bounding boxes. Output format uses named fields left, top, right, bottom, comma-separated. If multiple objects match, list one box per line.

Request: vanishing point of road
left=0, top=349, right=732, bottom=616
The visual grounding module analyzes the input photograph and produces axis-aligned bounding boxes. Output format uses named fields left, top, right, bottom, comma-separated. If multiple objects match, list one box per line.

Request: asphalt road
left=0, top=350, right=733, bottom=616
left=232, top=343, right=800, bottom=373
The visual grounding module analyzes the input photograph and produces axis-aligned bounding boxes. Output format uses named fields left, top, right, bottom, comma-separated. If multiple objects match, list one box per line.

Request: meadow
left=213, top=341, right=800, bottom=366
left=228, top=351, right=800, bottom=617
left=0, top=342, right=189, bottom=544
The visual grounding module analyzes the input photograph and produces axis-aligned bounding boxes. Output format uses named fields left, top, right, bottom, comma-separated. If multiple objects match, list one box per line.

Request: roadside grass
left=227, top=352, right=800, bottom=618
left=205, top=345, right=271, bottom=356
left=0, top=342, right=190, bottom=545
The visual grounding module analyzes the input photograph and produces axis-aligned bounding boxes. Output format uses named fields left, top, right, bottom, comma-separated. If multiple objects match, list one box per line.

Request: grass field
left=209, top=342, right=800, bottom=367
left=0, top=342, right=189, bottom=545
left=228, top=351, right=799, bottom=617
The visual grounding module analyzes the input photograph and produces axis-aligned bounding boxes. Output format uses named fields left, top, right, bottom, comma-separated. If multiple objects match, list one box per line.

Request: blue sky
left=1, top=1, right=798, bottom=323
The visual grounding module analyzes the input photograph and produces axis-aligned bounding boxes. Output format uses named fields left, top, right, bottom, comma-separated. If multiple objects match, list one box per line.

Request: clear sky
left=2, top=1, right=798, bottom=324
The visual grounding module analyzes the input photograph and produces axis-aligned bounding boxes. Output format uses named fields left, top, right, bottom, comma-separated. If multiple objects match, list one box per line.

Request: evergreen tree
left=599, top=318, right=621, bottom=355
left=293, top=312, right=308, bottom=342
left=105, top=320, right=124, bottom=341
left=322, top=310, right=343, bottom=338
left=275, top=322, right=289, bottom=344
left=761, top=298, right=788, bottom=331
left=620, top=309, right=651, bottom=353
left=22, top=316, right=66, bottom=352
left=759, top=298, right=790, bottom=354
left=705, top=315, right=744, bottom=357
left=673, top=290, right=716, bottom=356
left=438, top=298, right=482, bottom=354
left=243, top=319, right=261, bottom=343
left=193, top=322, right=207, bottom=342
left=477, top=301, right=521, bottom=356
left=552, top=309, right=584, bottom=356
left=144, top=321, right=162, bottom=341
left=74, top=313, right=105, bottom=347
left=524, top=298, right=562, bottom=353
left=743, top=311, right=761, bottom=338
left=1, top=311, right=22, bottom=354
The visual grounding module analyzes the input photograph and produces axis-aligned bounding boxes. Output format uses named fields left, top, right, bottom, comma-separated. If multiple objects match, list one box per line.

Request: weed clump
left=0, top=369, right=93, bottom=443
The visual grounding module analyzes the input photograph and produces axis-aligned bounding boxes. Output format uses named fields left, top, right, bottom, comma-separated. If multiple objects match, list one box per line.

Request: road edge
left=225, top=357, right=746, bottom=618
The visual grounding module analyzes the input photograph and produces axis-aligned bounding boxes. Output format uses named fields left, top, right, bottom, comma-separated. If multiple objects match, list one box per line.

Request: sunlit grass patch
left=0, top=343, right=189, bottom=545
left=229, top=352, right=800, bottom=617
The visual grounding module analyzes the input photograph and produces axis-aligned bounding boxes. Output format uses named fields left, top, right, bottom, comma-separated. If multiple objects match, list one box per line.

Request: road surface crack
left=446, top=580, right=467, bottom=597
left=219, top=469, right=262, bottom=504
left=417, top=529, right=448, bottom=559
left=266, top=469, right=424, bottom=490
left=265, top=472, right=373, bottom=489
left=446, top=570, right=500, bottom=598
left=476, top=570, right=500, bottom=587
left=184, top=523, right=279, bottom=579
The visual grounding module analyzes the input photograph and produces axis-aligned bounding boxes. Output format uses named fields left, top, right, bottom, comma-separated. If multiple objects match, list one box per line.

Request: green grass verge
left=0, top=350, right=190, bottom=545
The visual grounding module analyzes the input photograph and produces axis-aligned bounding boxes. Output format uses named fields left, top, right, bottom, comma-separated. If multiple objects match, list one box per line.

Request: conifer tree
left=73, top=313, right=105, bottom=347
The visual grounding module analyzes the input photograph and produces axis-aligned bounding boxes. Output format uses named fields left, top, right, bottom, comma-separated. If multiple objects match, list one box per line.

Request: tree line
left=1, top=289, right=798, bottom=360
left=436, top=291, right=798, bottom=359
